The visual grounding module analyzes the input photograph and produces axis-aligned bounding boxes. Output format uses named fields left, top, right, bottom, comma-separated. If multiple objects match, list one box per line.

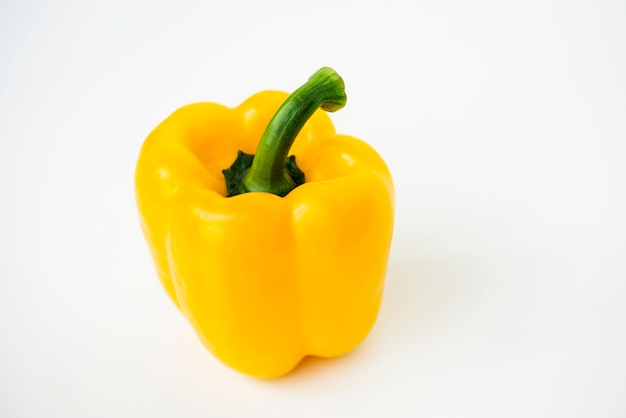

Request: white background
left=1, top=0, right=625, bottom=416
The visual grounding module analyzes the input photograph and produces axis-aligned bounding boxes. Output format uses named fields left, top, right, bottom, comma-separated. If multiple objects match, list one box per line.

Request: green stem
left=242, top=67, right=347, bottom=196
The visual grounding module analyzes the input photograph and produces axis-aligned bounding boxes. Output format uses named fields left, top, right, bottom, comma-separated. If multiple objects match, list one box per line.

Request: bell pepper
left=135, top=67, right=394, bottom=378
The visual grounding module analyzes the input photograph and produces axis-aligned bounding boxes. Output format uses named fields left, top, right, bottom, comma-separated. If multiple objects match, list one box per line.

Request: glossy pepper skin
left=135, top=68, right=394, bottom=378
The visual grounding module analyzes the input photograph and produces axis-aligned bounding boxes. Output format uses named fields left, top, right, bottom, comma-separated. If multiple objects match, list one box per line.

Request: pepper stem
left=242, top=67, right=347, bottom=197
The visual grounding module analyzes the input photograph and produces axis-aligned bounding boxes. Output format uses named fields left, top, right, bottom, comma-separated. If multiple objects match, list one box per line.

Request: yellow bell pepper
left=135, top=67, right=394, bottom=378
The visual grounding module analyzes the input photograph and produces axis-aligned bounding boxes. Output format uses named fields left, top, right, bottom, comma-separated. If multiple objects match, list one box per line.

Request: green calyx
left=223, top=151, right=305, bottom=197
left=222, top=66, right=347, bottom=197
